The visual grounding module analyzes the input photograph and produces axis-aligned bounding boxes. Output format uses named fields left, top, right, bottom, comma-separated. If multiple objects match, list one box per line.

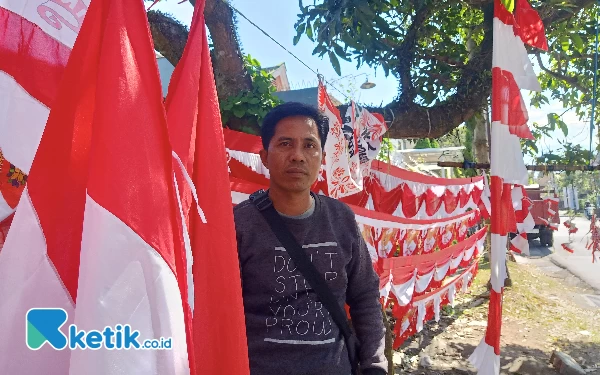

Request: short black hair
left=261, top=102, right=329, bottom=150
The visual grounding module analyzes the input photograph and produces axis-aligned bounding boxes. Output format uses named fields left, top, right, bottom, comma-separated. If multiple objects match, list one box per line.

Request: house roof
left=274, top=87, right=343, bottom=106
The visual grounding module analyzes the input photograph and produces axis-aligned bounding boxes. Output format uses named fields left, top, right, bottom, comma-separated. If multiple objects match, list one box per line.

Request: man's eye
left=280, top=141, right=291, bottom=146
left=306, top=143, right=316, bottom=148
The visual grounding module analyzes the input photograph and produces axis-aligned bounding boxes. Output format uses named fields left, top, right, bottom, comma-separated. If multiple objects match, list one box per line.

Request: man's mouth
left=286, top=168, right=308, bottom=175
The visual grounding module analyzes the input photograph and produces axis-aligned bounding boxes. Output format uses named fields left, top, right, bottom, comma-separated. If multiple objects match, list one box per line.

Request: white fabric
left=434, top=261, right=451, bottom=282
left=415, top=301, right=426, bottom=332
left=517, top=212, right=535, bottom=233
left=231, top=191, right=250, bottom=205
left=463, top=244, right=477, bottom=262
left=490, top=234, right=507, bottom=293
left=391, top=273, right=416, bottom=306
left=510, top=234, right=530, bottom=256
left=492, top=18, right=541, bottom=92
left=415, top=270, right=435, bottom=293
left=448, top=284, right=456, bottom=307
left=511, top=186, right=523, bottom=211
left=490, top=123, right=528, bottom=185
left=462, top=272, right=472, bottom=293
left=0, top=72, right=50, bottom=174
left=379, top=274, right=392, bottom=302
left=469, top=339, right=501, bottom=375
left=173, top=175, right=194, bottom=313
left=450, top=254, right=463, bottom=270
left=0, top=193, right=14, bottom=222
left=227, top=149, right=270, bottom=178
left=0, top=190, right=75, bottom=374
left=69, top=195, right=190, bottom=375
left=433, top=294, right=441, bottom=322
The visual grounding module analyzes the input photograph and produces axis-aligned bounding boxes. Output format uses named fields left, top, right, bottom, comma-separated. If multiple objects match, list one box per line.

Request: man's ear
left=259, top=149, right=269, bottom=169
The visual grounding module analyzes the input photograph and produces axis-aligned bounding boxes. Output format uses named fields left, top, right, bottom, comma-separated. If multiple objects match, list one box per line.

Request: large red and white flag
left=0, top=0, right=89, bottom=222
left=164, top=0, right=250, bottom=373
left=470, top=1, right=546, bottom=374
left=0, top=0, right=192, bottom=373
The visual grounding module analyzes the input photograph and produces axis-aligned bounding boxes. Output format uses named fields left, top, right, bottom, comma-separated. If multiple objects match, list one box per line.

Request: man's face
left=260, top=116, right=324, bottom=194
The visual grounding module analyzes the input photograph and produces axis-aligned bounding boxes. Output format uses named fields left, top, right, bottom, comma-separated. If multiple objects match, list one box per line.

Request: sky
left=153, top=0, right=596, bottom=159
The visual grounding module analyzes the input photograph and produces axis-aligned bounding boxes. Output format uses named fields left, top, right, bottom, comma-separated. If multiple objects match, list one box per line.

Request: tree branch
left=383, top=2, right=494, bottom=138
left=422, top=53, right=466, bottom=68
left=536, top=53, right=588, bottom=93
left=395, top=3, right=434, bottom=105
left=539, top=0, right=596, bottom=27
left=147, top=10, right=189, bottom=66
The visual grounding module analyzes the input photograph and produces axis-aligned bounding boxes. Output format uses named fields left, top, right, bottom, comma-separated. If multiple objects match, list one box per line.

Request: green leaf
left=560, top=36, right=570, bottom=52
left=293, top=33, right=302, bottom=45
left=328, top=51, right=341, bottom=75
left=571, top=33, right=584, bottom=53
left=306, top=23, right=314, bottom=41
left=233, top=107, right=246, bottom=118
left=500, top=0, right=514, bottom=12
left=333, top=43, right=351, bottom=61
left=558, top=119, right=569, bottom=136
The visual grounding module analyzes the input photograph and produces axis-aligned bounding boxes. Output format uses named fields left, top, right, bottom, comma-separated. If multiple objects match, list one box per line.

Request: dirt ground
left=393, top=258, right=600, bottom=374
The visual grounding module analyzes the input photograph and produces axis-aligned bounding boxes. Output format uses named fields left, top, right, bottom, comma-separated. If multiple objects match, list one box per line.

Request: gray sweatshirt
left=234, top=192, right=387, bottom=375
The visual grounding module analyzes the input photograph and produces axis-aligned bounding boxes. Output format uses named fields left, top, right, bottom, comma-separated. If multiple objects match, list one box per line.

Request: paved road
left=538, top=213, right=600, bottom=291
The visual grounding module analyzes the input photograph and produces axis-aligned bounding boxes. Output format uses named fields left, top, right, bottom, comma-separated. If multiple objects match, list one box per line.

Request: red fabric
left=494, top=0, right=514, bottom=25
left=425, top=189, right=444, bottom=216
left=165, top=0, right=250, bottom=372
left=27, top=0, right=181, bottom=300
left=0, top=154, right=26, bottom=209
left=0, top=7, right=70, bottom=107
left=491, top=67, right=534, bottom=140
left=444, top=190, right=459, bottom=213
left=0, top=213, right=14, bottom=252
left=514, top=0, right=548, bottom=51
left=484, top=289, right=503, bottom=355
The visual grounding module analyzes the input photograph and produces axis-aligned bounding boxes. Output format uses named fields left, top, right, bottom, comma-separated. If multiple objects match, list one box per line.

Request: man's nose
left=290, top=145, right=306, bottom=162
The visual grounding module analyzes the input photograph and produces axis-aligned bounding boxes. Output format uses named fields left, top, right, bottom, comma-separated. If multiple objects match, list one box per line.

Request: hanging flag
left=470, top=1, right=546, bottom=374
left=510, top=233, right=529, bottom=256
left=0, top=0, right=191, bottom=373
left=164, top=0, right=250, bottom=373
left=0, top=0, right=89, bottom=222
left=319, top=82, right=362, bottom=198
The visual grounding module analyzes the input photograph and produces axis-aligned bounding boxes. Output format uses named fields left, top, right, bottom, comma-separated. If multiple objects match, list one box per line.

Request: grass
left=468, top=259, right=600, bottom=346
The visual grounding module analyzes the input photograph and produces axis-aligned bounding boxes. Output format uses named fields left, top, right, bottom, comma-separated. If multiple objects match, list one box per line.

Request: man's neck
left=268, top=187, right=313, bottom=217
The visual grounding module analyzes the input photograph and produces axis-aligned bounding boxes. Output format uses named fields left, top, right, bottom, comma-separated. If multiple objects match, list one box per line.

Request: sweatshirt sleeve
left=345, top=222, right=388, bottom=373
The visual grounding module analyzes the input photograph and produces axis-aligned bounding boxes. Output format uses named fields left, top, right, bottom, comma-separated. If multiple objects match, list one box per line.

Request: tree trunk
left=473, top=107, right=490, bottom=164
left=383, top=311, right=395, bottom=375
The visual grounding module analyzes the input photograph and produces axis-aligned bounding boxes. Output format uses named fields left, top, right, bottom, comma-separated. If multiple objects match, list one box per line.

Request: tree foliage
left=293, top=0, right=597, bottom=140
left=220, top=55, right=282, bottom=134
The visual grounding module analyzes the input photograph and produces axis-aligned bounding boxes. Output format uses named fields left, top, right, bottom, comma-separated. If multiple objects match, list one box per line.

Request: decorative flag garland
left=469, top=1, right=547, bottom=374
left=223, top=128, right=485, bottom=220
left=392, top=259, right=480, bottom=348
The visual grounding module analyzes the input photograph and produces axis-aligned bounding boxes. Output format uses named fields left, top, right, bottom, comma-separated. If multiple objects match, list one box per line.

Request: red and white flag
left=510, top=233, right=529, bottom=256
left=470, top=1, right=546, bottom=374
left=0, top=0, right=89, bottom=222
left=0, top=0, right=191, bottom=373
left=164, top=0, right=250, bottom=373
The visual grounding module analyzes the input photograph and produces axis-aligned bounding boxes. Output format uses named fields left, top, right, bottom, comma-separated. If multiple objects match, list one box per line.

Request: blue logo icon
left=26, top=308, right=68, bottom=350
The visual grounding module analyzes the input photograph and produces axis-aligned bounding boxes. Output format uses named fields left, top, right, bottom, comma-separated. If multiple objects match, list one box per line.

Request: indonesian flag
left=319, top=83, right=362, bottom=199
left=164, top=0, right=250, bottom=373
left=0, top=0, right=191, bottom=373
left=470, top=1, right=546, bottom=374
left=0, top=0, right=88, bottom=222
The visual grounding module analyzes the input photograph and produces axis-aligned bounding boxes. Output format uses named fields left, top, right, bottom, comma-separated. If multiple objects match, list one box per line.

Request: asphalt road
left=532, top=213, right=600, bottom=291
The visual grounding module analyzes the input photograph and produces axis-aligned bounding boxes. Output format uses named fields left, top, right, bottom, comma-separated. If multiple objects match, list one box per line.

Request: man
left=234, top=102, right=387, bottom=375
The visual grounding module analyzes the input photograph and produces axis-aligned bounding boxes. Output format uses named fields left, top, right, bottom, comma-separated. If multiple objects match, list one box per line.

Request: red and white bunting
left=393, top=260, right=480, bottom=348
left=510, top=233, right=529, bottom=256
left=224, top=129, right=484, bottom=220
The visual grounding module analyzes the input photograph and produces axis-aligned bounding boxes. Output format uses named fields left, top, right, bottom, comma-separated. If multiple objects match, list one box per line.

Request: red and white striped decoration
left=469, top=1, right=547, bottom=374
